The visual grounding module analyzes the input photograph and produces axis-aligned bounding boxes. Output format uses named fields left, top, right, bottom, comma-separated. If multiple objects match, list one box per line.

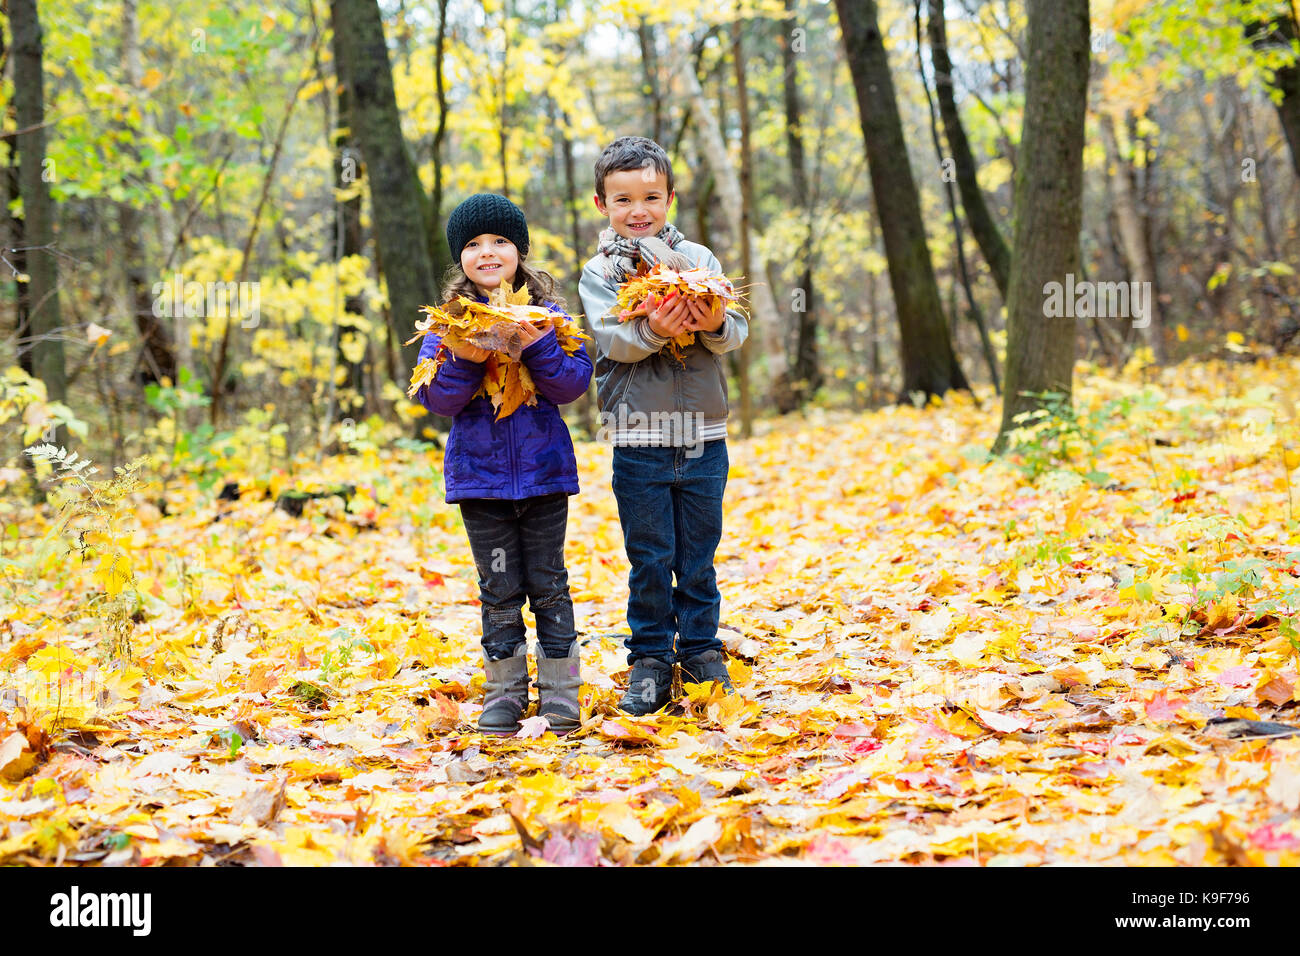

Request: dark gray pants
left=459, top=493, right=576, bottom=660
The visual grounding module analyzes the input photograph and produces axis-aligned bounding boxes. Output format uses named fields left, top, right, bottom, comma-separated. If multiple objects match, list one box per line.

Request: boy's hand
left=448, top=341, right=491, bottom=362
left=646, top=291, right=692, bottom=339
left=685, top=297, right=725, bottom=333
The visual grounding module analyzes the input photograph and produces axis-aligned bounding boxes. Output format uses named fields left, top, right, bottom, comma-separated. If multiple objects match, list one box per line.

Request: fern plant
left=25, top=444, right=149, bottom=662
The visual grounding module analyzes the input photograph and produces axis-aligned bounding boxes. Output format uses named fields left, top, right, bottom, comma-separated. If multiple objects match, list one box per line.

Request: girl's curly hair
left=441, top=259, right=566, bottom=310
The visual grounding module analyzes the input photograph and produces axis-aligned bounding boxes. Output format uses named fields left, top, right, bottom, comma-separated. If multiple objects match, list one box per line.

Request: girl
left=413, top=193, right=592, bottom=735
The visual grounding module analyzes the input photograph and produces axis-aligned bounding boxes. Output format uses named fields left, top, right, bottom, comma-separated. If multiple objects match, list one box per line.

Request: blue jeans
left=459, top=493, right=576, bottom=660
left=611, top=440, right=728, bottom=665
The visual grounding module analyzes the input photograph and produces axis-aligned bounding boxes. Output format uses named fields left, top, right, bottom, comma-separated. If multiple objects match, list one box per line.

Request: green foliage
left=1114, top=0, right=1299, bottom=93
left=144, top=367, right=221, bottom=489
left=144, top=366, right=209, bottom=417
left=318, top=626, right=375, bottom=685
left=209, top=729, right=244, bottom=758
left=1002, top=391, right=1111, bottom=484
left=1211, top=558, right=1270, bottom=599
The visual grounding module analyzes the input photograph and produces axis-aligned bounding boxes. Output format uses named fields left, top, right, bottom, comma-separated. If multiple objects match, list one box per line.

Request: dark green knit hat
left=446, top=194, right=530, bottom=261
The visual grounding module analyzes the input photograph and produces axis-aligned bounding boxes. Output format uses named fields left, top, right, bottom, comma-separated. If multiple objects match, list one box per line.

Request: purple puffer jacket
left=413, top=302, right=593, bottom=502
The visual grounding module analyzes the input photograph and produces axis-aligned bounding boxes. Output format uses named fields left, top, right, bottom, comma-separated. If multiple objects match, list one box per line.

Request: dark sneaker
left=478, top=644, right=530, bottom=735
left=535, top=640, right=582, bottom=735
left=680, top=650, right=734, bottom=693
left=618, top=657, right=673, bottom=715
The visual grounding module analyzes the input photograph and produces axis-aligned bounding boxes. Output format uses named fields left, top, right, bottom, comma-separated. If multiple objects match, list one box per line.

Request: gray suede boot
left=479, top=644, right=530, bottom=735
left=618, top=657, right=674, bottom=715
left=535, top=641, right=582, bottom=735
left=680, top=649, right=734, bottom=693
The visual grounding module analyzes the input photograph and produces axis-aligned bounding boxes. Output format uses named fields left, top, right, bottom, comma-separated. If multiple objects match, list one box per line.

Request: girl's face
left=461, top=233, right=519, bottom=296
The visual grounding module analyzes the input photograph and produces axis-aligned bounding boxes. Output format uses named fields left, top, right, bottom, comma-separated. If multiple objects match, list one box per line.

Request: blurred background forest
left=2, top=0, right=1299, bottom=488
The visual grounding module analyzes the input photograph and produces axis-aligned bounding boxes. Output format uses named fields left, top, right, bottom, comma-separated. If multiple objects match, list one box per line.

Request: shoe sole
left=618, top=702, right=670, bottom=716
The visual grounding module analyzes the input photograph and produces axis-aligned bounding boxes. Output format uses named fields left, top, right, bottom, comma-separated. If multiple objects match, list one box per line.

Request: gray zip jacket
left=578, top=239, right=749, bottom=447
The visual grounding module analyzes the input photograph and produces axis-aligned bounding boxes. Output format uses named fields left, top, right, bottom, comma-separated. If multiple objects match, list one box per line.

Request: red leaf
left=848, top=737, right=882, bottom=756
left=540, top=831, right=603, bottom=866
left=1214, top=666, right=1257, bottom=688
left=830, top=722, right=875, bottom=738
left=1249, top=824, right=1300, bottom=851
left=1144, top=690, right=1189, bottom=722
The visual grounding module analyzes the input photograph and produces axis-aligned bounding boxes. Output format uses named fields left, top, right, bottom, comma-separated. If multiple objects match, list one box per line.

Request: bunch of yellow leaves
left=614, top=263, right=743, bottom=361
left=407, top=283, right=589, bottom=421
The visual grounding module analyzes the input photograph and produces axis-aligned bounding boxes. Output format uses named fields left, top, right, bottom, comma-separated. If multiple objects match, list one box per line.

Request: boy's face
left=594, top=169, right=674, bottom=241
left=460, top=233, right=519, bottom=294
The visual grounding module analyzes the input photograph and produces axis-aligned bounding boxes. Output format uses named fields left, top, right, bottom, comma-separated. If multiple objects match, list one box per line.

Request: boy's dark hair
left=594, top=136, right=674, bottom=204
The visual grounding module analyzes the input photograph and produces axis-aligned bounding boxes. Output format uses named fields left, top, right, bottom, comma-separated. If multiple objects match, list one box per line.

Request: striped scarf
left=597, top=222, right=688, bottom=285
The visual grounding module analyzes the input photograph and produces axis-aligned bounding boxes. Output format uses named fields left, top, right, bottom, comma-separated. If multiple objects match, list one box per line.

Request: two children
left=419, top=136, right=746, bottom=732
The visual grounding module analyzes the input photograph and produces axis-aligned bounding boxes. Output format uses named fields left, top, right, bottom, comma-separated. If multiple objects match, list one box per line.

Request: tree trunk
left=1098, top=111, right=1165, bottom=363
left=927, top=0, right=1011, bottom=300
left=638, top=18, right=664, bottom=144
left=834, top=0, right=968, bottom=400
left=427, top=0, right=452, bottom=285
left=330, top=13, right=368, bottom=419
left=993, top=0, right=1091, bottom=452
left=12, top=0, right=67, bottom=423
left=695, top=172, right=715, bottom=254
left=560, top=114, right=597, bottom=439
left=1247, top=10, right=1300, bottom=181
left=782, top=0, right=820, bottom=409
left=728, top=15, right=756, bottom=433
left=497, top=0, right=512, bottom=197
left=3, top=117, right=33, bottom=379
left=917, top=0, right=999, bottom=393
left=678, top=35, right=788, bottom=395
left=331, top=0, right=438, bottom=380
left=120, top=0, right=177, bottom=389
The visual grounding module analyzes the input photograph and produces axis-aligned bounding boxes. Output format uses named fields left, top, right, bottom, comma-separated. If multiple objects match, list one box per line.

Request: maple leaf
left=657, top=815, right=722, bottom=864
left=1248, top=823, right=1300, bottom=850
left=974, top=707, right=1033, bottom=734
left=1144, top=690, right=1190, bottom=722
left=1258, top=673, right=1297, bottom=705
left=830, top=721, right=876, bottom=738
left=0, top=732, right=34, bottom=782
left=1214, top=665, right=1258, bottom=688
left=803, top=834, right=865, bottom=865
left=406, top=357, right=439, bottom=399
left=405, top=288, right=587, bottom=419
left=612, top=263, right=743, bottom=361
left=540, top=830, right=603, bottom=866
left=416, top=692, right=461, bottom=736
left=515, top=715, right=551, bottom=739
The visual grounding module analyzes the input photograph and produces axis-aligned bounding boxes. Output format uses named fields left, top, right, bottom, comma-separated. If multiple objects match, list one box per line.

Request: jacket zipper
left=507, top=405, right=519, bottom=497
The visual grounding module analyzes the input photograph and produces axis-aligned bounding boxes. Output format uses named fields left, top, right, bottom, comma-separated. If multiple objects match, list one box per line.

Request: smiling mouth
left=629, top=222, right=652, bottom=230
left=478, top=264, right=500, bottom=270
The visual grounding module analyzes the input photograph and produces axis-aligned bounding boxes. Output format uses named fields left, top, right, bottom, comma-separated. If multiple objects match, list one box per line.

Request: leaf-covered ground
left=4, top=357, right=1300, bottom=866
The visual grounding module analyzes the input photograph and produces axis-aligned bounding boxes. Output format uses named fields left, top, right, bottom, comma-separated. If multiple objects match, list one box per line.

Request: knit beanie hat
left=446, top=194, right=530, bottom=261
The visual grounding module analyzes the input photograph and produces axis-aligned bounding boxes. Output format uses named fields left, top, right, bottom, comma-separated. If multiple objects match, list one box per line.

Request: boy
left=578, top=136, right=749, bottom=715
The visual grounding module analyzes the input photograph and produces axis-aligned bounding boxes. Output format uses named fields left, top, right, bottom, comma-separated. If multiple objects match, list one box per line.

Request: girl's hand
left=516, top=318, right=553, bottom=348
left=448, top=341, right=491, bottom=362
left=646, top=291, right=692, bottom=339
